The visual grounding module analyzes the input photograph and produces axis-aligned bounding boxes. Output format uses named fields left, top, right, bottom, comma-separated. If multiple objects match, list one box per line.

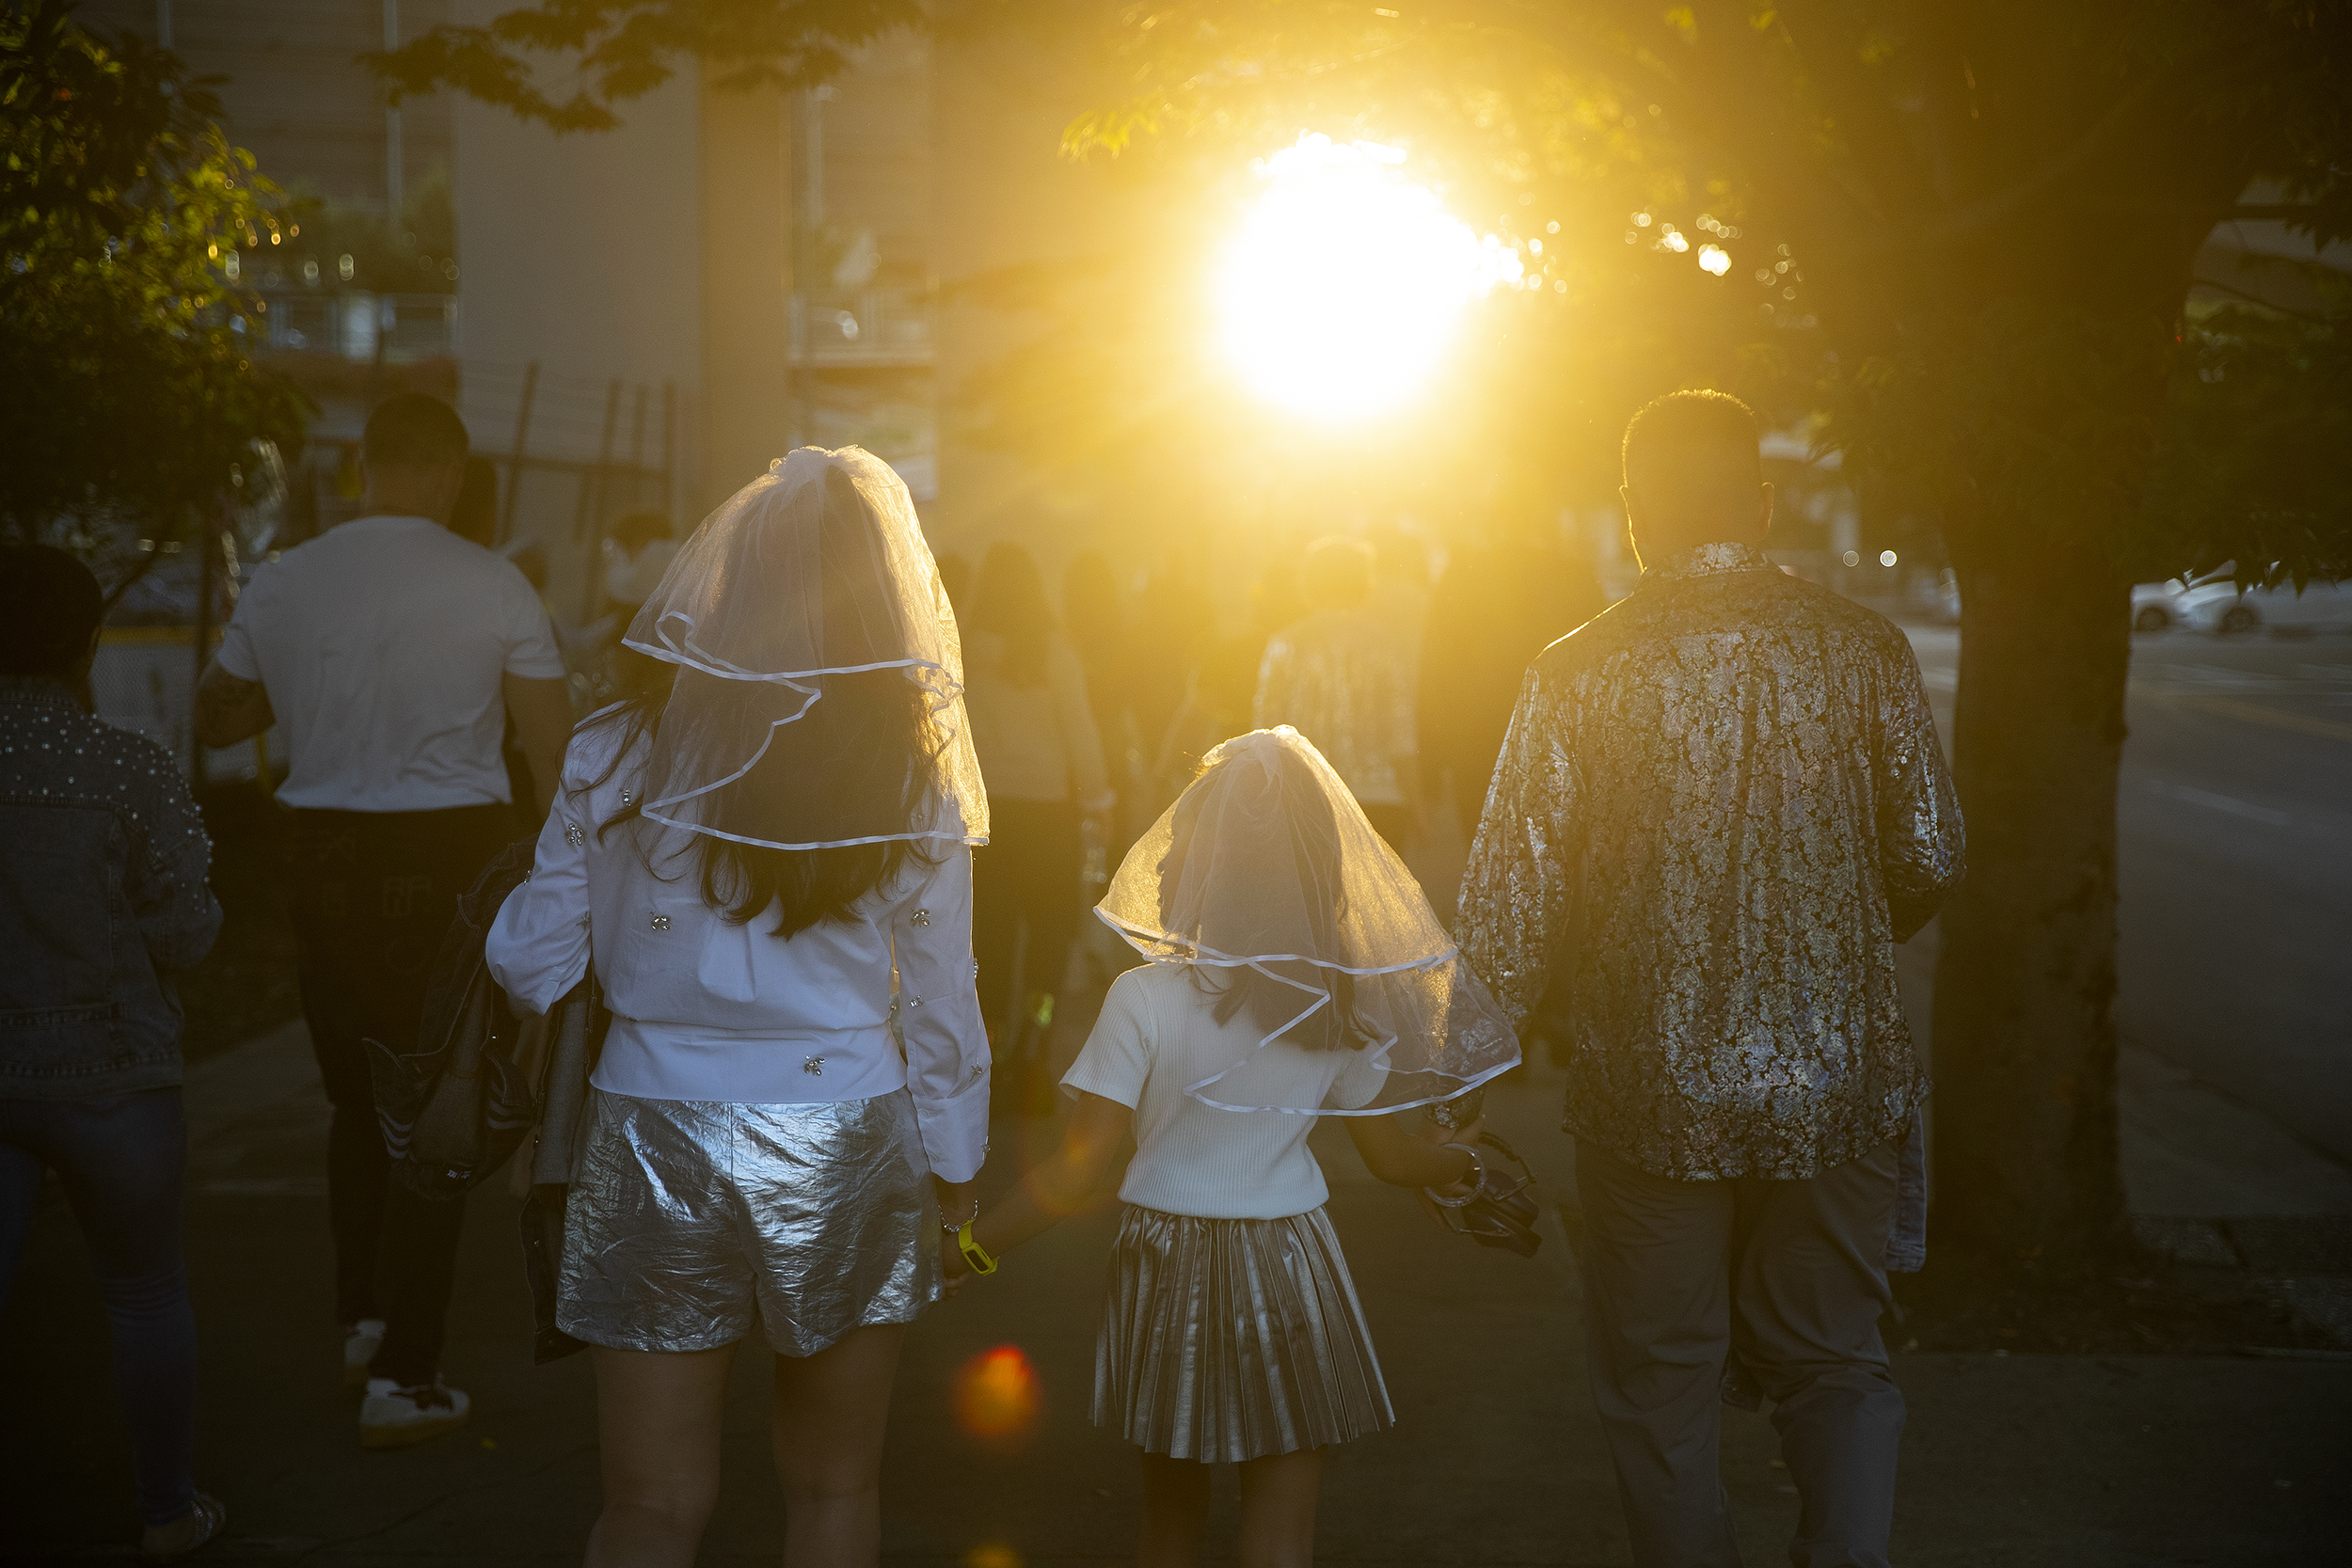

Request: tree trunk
left=1930, top=528, right=2134, bottom=1262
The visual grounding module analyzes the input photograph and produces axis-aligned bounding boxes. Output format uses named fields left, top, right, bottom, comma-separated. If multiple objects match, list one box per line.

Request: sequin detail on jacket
left=1456, top=542, right=1964, bottom=1180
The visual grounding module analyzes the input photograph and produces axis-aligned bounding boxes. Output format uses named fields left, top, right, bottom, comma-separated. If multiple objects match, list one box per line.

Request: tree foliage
left=1051, top=1, right=2352, bottom=584
left=0, top=0, right=309, bottom=581
left=371, top=0, right=930, bottom=133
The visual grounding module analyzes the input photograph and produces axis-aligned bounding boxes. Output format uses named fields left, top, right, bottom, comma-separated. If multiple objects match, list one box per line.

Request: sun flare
left=1215, top=135, right=1519, bottom=420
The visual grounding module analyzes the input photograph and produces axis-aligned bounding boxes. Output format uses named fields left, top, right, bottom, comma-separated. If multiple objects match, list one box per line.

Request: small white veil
left=620, top=446, right=987, bottom=850
left=1096, top=727, right=1518, bottom=1115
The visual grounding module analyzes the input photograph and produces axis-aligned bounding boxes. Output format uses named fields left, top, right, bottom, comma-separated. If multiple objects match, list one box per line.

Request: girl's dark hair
left=1165, top=751, right=1375, bottom=1053
left=967, top=542, right=1056, bottom=689
left=576, top=470, right=946, bottom=939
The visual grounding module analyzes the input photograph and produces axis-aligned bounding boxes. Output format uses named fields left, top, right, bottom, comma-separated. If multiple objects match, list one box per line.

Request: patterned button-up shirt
left=1456, top=542, right=1963, bottom=1180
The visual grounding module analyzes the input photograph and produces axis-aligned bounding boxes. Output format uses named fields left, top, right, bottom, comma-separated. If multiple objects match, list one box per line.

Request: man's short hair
left=1620, top=391, right=1764, bottom=547
left=0, top=544, right=105, bottom=677
left=1621, top=390, right=1762, bottom=487
left=363, top=393, right=469, bottom=473
left=1301, top=535, right=1374, bottom=610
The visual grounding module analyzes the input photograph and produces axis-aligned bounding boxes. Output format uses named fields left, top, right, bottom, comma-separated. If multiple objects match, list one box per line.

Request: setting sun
left=1215, top=134, right=1519, bottom=420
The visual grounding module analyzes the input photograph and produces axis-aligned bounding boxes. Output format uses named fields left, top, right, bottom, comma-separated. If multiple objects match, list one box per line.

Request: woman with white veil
left=487, top=449, right=991, bottom=1568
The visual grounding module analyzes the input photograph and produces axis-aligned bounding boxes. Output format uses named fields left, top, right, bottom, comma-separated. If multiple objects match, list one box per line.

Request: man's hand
left=193, top=664, right=273, bottom=749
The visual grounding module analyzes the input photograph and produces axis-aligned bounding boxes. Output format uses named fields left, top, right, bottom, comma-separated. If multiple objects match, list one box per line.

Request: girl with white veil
left=942, top=726, right=1518, bottom=1565
left=486, top=449, right=991, bottom=1568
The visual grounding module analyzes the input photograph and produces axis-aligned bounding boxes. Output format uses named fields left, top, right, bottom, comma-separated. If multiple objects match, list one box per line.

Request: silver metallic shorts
left=558, top=1088, right=940, bottom=1356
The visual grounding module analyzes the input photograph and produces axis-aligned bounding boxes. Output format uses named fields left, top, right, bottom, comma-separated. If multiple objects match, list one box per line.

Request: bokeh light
left=1215, top=134, right=1520, bottom=420
left=963, top=1546, right=1022, bottom=1568
left=954, top=1344, right=1041, bottom=1446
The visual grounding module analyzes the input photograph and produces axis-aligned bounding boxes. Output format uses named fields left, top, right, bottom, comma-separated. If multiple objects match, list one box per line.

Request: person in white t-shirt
left=193, top=393, right=573, bottom=1449
left=946, top=727, right=1519, bottom=1567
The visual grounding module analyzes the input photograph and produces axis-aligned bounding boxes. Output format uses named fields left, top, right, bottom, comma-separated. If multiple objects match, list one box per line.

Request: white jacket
left=485, top=714, right=991, bottom=1182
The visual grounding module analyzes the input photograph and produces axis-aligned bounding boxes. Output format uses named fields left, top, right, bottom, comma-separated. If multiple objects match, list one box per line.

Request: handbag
left=1426, top=1131, right=1544, bottom=1258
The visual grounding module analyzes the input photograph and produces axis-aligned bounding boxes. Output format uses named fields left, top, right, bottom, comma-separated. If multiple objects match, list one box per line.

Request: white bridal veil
left=619, top=446, right=988, bottom=851
left=1097, top=726, right=1518, bottom=1115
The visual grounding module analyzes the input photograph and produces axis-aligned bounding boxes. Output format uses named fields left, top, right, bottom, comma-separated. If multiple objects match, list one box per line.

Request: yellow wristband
left=958, top=1221, right=998, bottom=1276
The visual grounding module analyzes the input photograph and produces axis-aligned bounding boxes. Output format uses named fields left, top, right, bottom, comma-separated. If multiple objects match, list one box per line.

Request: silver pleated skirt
left=559, top=1087, right=939, bottom=1356
left=1095, top=1204, right=1394, bottom=1462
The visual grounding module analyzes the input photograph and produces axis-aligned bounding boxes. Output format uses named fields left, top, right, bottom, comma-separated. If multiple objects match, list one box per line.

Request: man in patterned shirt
left=1457, top=391, right=1963, bottom=1568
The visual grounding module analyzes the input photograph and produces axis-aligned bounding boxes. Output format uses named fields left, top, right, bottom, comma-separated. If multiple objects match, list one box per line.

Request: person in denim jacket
left=0, top=544, right=225, bottom=1559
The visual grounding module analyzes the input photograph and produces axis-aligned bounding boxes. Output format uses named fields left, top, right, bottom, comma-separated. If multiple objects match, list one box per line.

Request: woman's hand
left=935, top=1177, right=979, bottom=1232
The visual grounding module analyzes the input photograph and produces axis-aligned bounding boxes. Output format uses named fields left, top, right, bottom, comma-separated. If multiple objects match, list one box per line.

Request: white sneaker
left=342, top=1320, right=387, bottom=1387
left=358, top=1376, right=469, bottom=1449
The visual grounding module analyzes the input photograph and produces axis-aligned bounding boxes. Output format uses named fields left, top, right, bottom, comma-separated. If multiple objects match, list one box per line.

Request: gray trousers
left=1576, top=1139, right=1904, bottom=1568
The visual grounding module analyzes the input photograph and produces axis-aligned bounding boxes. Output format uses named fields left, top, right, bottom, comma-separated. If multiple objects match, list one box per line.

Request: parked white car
left=2131, top=571, right=2233, bottom=632
left=2178, top=578, right=2352, bottom=636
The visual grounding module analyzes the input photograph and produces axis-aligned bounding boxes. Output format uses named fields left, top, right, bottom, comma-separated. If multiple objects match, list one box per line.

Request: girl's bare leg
left=1236, top=1447, right=1325, bottom=1568
left=585, top=1343, right=738, bottom=1568
left=1138, top=1450, right=1214, bottom=1568
left=770, top=1324, right=906, bottom=1568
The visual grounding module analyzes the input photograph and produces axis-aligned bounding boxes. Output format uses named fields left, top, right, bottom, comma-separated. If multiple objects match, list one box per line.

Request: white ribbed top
left=1062, top=964, right=1381, bottom=1220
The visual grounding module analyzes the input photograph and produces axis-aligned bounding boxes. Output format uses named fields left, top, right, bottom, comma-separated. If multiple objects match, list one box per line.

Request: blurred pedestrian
left=935, top=551, right=973, bottom=619
left=1252, top=536, right=1422, bottom=852
left=597, top=511, right=677, bottom=621
left=961, top=543, right=1114, bottom=1044
left=192, top=393, right=575, bottom=1448
left=0, top=545, right=226, bottom=1557
left=1457, top=391, right=1965, bottom=1568
left=1419, top=515, right=1606, bottom=838
left=1062, top=549, right=1136, bottom=840
left=1148, top=557, right=1296, bottom=811
left=447, top=458, right=551, bottom=828
left=485, top=449, right=990, bottom=1567
left=1127, top=549, right=1214, bottom=781
left=1363, top=517, right=1432, bottom=687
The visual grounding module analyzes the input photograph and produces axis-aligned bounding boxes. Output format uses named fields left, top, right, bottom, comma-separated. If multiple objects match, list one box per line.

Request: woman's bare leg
left=1236, top=1448, right=1325, bottom=1568
left=770, top=1324, right=905, bottom=1568
left=585, top=1343, right=738, bottom=1568
left=1138, top=1451, right=1213, bottom=1568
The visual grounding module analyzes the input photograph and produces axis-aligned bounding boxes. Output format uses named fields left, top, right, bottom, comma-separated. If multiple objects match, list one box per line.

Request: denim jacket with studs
left=0, top=676, right=221, bottom=1099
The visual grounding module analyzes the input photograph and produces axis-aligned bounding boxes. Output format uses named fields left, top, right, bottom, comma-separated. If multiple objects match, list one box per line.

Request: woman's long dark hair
left=576, top=467, right=947, bottom=939
left=967, top=542, right=1056, bottom=689
left=581, top=661, right=946, bottom=940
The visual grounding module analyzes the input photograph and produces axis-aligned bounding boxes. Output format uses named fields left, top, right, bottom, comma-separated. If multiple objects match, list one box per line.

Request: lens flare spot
left=954, top=1344, right=1041, bottom=1445
left=963, top=1546, right=1023, bottom=1568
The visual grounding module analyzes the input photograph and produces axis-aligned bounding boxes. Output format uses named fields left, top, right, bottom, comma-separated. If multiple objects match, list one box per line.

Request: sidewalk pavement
left=6, top=991, right=2348, bottom=1565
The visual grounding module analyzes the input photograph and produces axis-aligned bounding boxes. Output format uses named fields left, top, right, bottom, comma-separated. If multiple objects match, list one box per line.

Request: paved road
left=1903, top=627, right=2352, bottom=1173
